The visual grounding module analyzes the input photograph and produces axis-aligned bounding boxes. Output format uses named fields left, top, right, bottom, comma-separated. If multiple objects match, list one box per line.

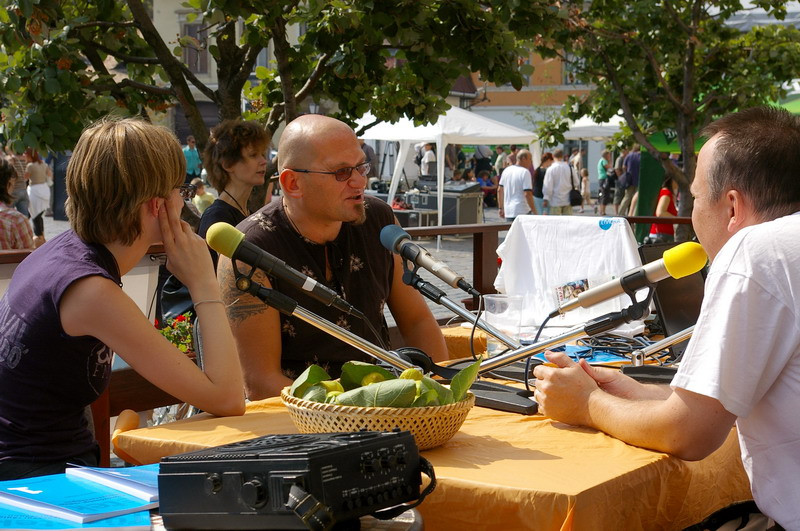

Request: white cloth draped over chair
left=494, top=215, right=645, bottom=338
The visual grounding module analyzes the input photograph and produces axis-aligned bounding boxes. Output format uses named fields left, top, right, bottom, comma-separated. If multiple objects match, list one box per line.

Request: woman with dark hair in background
left=533, top=152, right=554, bottom=215
left=199, top=120, right=271, bottom=268
left=24, top=149, right=51, bottom=248
left=648, top=176, right=678, bottom=243
left=0, top=159, right=33, bottom=249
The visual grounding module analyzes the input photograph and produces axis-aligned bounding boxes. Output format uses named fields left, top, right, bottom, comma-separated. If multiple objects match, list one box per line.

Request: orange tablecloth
left=113, top=398, right=751, bottom=530
left=443, top=325, right=487, bottom=360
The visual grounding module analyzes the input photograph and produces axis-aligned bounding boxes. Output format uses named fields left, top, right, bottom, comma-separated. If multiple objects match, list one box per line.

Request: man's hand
left=577, top=360, right=648, bottom=399
left=532, top=351, right=600, bottom=426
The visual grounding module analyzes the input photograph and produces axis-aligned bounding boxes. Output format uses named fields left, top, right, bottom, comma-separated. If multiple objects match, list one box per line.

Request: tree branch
left=266, top=102, right=286, bottom=133
left=661, top=0, right=692, bottom=35
left=631, top=37, right=685, bottom=112
left=79, top=40, right=160, bottom=65
left=91, top=79, right=174, bottom=95
left=294, top=51, right=332, bottom=103
left=70, top=21, right=138, bottom=31
left=272, top=17, right=297, bottom=123
left=176, top=61, right=218, bottom=102
left=126, top=0, right=210, bottom=144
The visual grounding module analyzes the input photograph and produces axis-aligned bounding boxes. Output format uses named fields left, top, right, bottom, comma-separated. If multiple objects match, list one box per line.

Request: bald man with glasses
left=217, top=115, right=448, bottom=399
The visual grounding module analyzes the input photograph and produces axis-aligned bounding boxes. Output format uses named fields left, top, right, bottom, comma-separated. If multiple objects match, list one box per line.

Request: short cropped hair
left=203, top=120, right=270, bottom=192
left=701, top=106, right=800, bottom=221
left=0, top=159, right=17, bottom=204
left=190, top=177, right=204, bottom=188
left=66, top=118, right=185, bottom=245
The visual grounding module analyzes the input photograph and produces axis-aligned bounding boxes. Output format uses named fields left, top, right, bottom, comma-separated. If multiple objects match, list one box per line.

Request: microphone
left=380, top=224, right=480, bottom=297
left=548, top=241, right=707, bottom=318
left=206, top=222, right=360, bottom=316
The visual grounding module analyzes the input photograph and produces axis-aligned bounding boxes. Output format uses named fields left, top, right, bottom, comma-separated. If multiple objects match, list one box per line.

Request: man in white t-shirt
left=533, top=106, right=800, bottom=530
left=542, top=149, right=574, bottom=215
left=497, top=149, right=536, bottom=221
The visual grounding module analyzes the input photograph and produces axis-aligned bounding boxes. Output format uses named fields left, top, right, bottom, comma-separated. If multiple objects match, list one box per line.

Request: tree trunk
left=126, top=0, right=210, bottom=146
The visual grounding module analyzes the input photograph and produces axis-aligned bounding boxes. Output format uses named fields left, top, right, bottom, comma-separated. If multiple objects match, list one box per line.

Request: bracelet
left=193, top=299, right=224, bottom=309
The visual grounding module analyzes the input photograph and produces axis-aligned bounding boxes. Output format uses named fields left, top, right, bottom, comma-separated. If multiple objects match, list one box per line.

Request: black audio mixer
left=158, top=431, right=424, bottom=530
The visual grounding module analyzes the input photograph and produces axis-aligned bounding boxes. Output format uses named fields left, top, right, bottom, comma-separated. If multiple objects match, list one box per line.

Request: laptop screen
left=638, top=242, right=706, bottom=359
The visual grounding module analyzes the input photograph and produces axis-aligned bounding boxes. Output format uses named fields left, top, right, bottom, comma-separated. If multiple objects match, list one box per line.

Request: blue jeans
left=533, top=196, right=547, bottom=215
left=13, top=189, right=29, bottom=218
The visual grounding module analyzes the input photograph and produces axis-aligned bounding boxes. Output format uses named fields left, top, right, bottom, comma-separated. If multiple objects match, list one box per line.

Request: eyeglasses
left=288, top=162, right=370, bottom=182
left=178, top=184, right=196, bottom=200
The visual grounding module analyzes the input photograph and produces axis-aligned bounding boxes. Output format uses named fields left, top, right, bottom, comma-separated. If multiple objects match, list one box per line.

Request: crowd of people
left=0, top=107, right=797, bottom=528
left=0, top=147, right=55, bottom=249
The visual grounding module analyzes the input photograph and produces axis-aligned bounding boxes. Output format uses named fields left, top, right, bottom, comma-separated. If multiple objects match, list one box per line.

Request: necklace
left=222, top=189, right=248, bottom=217
left=283, top=201, right=305, bottom=239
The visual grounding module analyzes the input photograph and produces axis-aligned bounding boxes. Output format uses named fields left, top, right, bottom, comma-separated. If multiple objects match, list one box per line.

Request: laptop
left=637, top=241, right=707, bottom=359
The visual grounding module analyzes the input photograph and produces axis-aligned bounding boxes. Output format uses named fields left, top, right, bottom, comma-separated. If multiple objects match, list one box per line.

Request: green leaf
left=5, top=76, right=21, bottom=92
left=449, top=360, right=480, bottom=402
left=335, top=379, right=416, bottom=407
left=44, top=78, right=61, bottom=94
left=339, top=361, right=395, bottom=391
left=411, top=388, right=439, bottom=407
left=421, top=376, right=453, bottom=405
left=255, top=65, right=269, bottom=80
left=289, top=364, right=330, bottom=398
left=301, top=384, right=328, bottom=403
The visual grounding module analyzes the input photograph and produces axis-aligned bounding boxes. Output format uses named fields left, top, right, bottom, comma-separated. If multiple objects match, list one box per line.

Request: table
left=113, top=398, right=751, bottom=530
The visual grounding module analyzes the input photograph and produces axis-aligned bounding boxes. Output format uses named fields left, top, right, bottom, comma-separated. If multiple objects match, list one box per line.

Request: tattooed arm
left=218, top=255, right=292, bottom=399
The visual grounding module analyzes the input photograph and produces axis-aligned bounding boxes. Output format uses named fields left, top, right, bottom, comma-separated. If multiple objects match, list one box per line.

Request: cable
left=524, top=314, right=552, bottom=392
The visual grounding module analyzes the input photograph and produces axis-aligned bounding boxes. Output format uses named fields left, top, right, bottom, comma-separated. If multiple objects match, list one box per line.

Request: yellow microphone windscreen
left=205, top=222, right=244, bottom=259
left=662, top=242, right=707, bottom=279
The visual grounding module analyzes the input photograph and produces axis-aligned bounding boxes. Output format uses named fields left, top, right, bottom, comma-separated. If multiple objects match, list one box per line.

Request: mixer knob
left=241, top=477, right=267, bottom=509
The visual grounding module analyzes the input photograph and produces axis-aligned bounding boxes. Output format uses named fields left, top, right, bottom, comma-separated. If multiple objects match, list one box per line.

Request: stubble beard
left=351, top=201, right=367, bottom=225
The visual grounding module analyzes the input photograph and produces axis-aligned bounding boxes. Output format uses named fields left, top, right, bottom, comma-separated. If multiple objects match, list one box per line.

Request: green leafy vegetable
left=339, top=361, right=395, bottom=391
left=449, top=360, right=480, bottom=402
left=301, top=384, right=328, bottom=403
left=289, top=365, right=330, bottom=398
left=411, top=388, right=439, bottom=407
left=335, top=379, right=416, bottom=407
left=421, top=376, right=454, bottom=405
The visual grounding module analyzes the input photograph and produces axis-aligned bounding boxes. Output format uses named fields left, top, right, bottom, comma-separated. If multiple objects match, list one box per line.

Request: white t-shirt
left=672, top=211, right=800, bottom=529
left=498, top=165, right=532, bottom=219
left=421, top=150, right=436, bottom=176
left=542, top=160, right=574, bottom=207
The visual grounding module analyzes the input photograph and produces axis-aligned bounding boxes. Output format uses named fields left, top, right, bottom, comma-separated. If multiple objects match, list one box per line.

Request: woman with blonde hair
left=0, top=118, right=245, bottom=479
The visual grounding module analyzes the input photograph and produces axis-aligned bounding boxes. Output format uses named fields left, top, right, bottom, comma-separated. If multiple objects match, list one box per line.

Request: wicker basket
left=280, top=388, right=475, bottom=450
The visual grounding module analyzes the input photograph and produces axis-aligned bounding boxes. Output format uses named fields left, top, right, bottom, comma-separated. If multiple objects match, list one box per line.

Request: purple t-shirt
left=0, top=231, right=120, bottom=463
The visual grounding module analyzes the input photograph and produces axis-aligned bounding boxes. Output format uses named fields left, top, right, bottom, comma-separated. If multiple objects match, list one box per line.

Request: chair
left=494, top=215, right=645, bottom=338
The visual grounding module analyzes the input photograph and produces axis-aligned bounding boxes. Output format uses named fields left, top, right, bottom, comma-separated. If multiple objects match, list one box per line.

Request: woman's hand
left=158, top=197, right=216, bottom=295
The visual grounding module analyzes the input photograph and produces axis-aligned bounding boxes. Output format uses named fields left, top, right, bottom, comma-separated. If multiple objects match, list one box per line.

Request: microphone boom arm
left=234, top=274, right=414, bottom=371
left=400, top=265, right=520, bottom=349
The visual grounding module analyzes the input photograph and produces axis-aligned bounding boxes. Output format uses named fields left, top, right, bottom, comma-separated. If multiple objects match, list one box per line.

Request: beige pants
left=549, top=205, right=573, bottom=215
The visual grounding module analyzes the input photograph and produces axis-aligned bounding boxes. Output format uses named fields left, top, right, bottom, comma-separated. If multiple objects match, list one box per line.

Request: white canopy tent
left=562, top=115, right=623, bottom=141
left=356, top=107, right=539, bottom=226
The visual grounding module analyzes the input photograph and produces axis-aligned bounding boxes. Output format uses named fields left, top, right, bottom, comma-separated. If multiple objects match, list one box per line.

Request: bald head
left=278, top=115, right=358, bottom=171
